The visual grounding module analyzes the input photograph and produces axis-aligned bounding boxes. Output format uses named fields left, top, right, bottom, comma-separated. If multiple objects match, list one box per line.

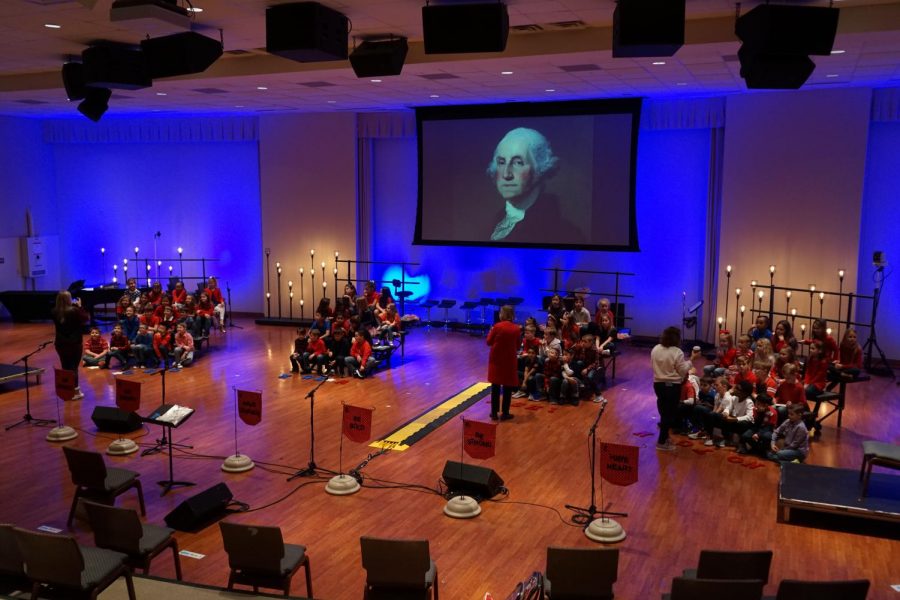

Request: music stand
left=143, top=403, right=195, bottom=496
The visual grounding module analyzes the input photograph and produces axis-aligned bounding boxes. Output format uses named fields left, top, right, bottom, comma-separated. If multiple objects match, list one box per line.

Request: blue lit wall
left=50, top=137, right=262, bottom=311
left=370, top=129, right=712, bottom=338
left=858, top=121, right=900, bottom=360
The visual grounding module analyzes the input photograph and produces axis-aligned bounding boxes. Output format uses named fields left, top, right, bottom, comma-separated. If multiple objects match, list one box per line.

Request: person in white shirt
left=651, top=326, right=701, bottom=451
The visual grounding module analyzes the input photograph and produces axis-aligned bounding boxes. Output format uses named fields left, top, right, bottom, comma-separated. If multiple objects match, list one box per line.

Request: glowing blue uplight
left=381, top=265, right=430, bottom=303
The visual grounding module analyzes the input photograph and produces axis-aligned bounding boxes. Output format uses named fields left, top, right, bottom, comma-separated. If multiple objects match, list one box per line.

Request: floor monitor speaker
left=91, top=406, right=142, bottom=433
left=442, top=460, right=504, bottom=500
left=164, top=483, right=233, bottom=531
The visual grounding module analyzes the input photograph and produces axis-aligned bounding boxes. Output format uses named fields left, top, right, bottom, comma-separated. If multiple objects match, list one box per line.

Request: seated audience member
left=690, top=376, right=731, bottom=441
left=131, top=323, right=154, bottom=368
left=120, top=305, right=140, bottom=341
left=772, top=319, right=798, bottom=353
left=803, top=340, right=830, bottom=434
left=753, top=367, right=778, bottom=398
left=546, top=294, right=565, bottom=324
left=709, top=379, right=755, bottom=448
left=748, top=315, right=773, bottom=347
left=107, top=323, right=131, bottom=368
left=347, top=329, right=376, bottom=379
left=772, top=345, right=797, bottom=381
left=147, top=281, right=165, bottom=306
left=751, top=337, right=775, bottom=372
left=171, top=280, right=187, bottom=309
left=355, top=297, right=378, bottom=332
left=325, top=327, right=351, bottom=376
left=289, top=327, right=309, bottom=374
left=124, top=277, right=141, bottom=306
left=559, top=347, right=583, bottom=406
left=595, top=314, right=618, bottom=357
left=154, top=294, right=174, bottom=319
left=332, top=310, right=352, bottom=337
left=374, top=287, right=394, bottom=317
left=732, top=355, right=757, bottom=389
left=316, top=297, right=333, bottom=320
left=574, top=334, right=605, bottom=403
left=139, top=304, right=160, bottom=331
left=768, top=404, right=809, bottom=463
left=82, top=327, right=110, bottom=368
left=558, top=314, right=580, bottom=351
left=704, top=331, right=737, bottom=377
left=829, top=328, right=862, bottom=386
left=152, top=324, right=173, bottom=366
left=593, top=297, right=615, bottom=329
left=539, top=327, right=562, bottom=367
left=802, top=318, right=838, bottom=363
left=116, top=295, right=133, bottom=320
left=363, top=280, right=380, bottom=308
left=309, top=312, right=331, bottom=339
left=535, top=348, right=563, bottom=403
left=684, top=376, right=716, bottom=433
left=172, top=322, right=194, bottom=368
left=740, top=395, right=778, bottom=455
left=736, top=334, right=754, bottom=363
left=301, top=329, right=328, bottom=374
left=674, top=372, right=700, bottom=434
left=194, top=292, right=215, bottom=338
left=204, top=276, right=226, bottom=333
left=774, top=363, right=806, bottom=422
left=375, top=304, right=402, bottom=343
left=343, top=282, right=358, bottom=306
left=180, top=294, right=197, bottom=333
left=159, top=305, right=178, bottom=331
left=567, top=296, right=591, bottom=329
left=513, top=347, right=540, bottom=399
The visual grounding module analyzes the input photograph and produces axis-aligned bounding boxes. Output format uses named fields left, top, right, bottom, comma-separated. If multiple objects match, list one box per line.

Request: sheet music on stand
left=144, top=404, right=194, bottom=428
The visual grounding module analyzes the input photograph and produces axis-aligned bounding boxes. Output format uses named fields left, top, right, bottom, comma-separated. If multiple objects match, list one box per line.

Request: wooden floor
left=1, top=320, right=898, bottom=600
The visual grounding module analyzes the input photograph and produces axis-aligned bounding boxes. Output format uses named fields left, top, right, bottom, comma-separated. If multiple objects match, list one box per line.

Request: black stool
left=438, top=299, right=456, bottom=330
left=420, top=300, right=439, bottom=329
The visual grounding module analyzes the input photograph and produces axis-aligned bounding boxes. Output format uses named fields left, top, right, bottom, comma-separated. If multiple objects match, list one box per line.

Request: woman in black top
left=52, top=290, right=88, bottom=400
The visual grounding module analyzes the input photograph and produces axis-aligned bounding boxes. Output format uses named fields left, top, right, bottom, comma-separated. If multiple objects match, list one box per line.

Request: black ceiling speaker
left=422, top=2, right=509, bottom=54
left=350, top=38, right=409, bottom=78
left=738, top=45, right=815, bottom=89
left=82, top=44, right=151, bottom=90
left=61, top=62, right=86, bottom=101
left=612, top=0, right=685, bottom=58
left=266, top=2, right=349, bottom=62
left=141, top=31, right=223, bottom=79
left=736, top=5, right=839, bottom=56
left=77, top=87, right=112, bottom=122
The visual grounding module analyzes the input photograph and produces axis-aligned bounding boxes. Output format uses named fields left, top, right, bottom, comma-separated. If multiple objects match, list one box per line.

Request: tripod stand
left=862, top=266, right=893, bottom=378
left=5, top=341, right=55, bottom=431
left=565, top=399, right=627, bottom=541
left=225, top=281, right=243, bottom=330
left=141, top=360, right=193, bottom=456
left=288, top=371, right=335, bottom=481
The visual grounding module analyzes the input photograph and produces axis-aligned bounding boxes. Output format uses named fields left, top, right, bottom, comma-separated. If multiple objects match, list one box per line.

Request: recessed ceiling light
left=327, top=100, right=337, bottom=104
left=156, top=92, right=167, bottom=96
left=830, top=49, right=846, bottom=54
left=44, top=23, right=61, bottom=29
left=545, top=89, right=555, bottom=92
left=501, top=71, right=513, bottom=75
left=652, top=61, right=666, bottom=65
left=186, top=6, right=203, bottom=12
left=826, top=73, right=839, bottom=78
left=370, top=79, right=382, bottom=83
left=676, top=82, right=688, bottom=86
left=234, top=105, right=244, bottom=108
left=429, top=94, right=440, bottom=98
left=257, top=86, right=268, bottom=90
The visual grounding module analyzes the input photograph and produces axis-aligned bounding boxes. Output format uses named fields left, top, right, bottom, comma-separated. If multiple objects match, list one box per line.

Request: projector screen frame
left=414, top=98, right=642, bottom=252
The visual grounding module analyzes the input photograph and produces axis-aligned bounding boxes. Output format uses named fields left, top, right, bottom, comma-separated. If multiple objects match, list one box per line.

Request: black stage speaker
left=422, top=3, right=509, bottom=54
left=442, top=460, right=504, bottom=500
left=61, top=63, right=86, bottom=101
left=82, top=45, right=151, bottom=90
left=164, top=483, right=233, bottom=531
left=738, top=45, right=815, bottom=90
left=141, top=31, right=223, bottom=79
left=91, top=406, right=142, bottom=433
left=266, top=2, right=349, bottom=62
left=736, top=5, right=839, bottom=57
left=613, top=0, right=685, bottom=58
left=350, top=38, right=408, bottom=78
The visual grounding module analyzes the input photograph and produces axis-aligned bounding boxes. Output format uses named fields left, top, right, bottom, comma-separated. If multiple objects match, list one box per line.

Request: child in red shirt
left=347, top=329, right=375, bottom=378
left=804, top=341, right=830, bottom=434
left=82, top=327, right=110, bottom=368
left=301, top=328, right=328, bottom=374
left=108, top=323, right=131, bottom=368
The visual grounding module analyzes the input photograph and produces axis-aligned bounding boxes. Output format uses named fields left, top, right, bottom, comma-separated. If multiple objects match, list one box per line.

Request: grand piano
left=0, top=284, right=124, bottom=324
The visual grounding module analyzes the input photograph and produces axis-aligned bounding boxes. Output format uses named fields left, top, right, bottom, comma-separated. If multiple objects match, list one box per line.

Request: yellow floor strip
left=370, top=382, right=491, bottom=451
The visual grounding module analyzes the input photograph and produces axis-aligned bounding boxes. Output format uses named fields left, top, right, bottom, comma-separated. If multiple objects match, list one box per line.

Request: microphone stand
left=288, top=369, right=336, bottom=480
left=565, top=399, right=627, bottom=526
left=5, top=341, right=55, bottom=430
left=225, top=281, right=243, bottom=329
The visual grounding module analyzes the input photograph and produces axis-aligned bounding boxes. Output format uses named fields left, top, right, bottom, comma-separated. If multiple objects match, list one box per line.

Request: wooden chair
left=62, top=445, right=145, bottom=527
left=663, top=577, right=764, bottom=600
left=544, top=546, right=618, bottom=599
left=360, top=536, right=438, bottom=599
left=681, top=550, right=772, bottom=584
left=0, top=524, right=27, bottom=593
left=773, top=579, right=870, bottom=600
left=858, top=440, right=900, bottom=498
left=84, top=500, right=182, bottom=580
left=219, top=521, right=312, bottom=597
left=13, top=526, right=136, bottom=600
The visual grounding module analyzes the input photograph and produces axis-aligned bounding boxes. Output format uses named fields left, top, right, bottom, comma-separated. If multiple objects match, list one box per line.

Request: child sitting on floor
left=82, top=327, right=110, bottom=368
left=289, top=327, right=309, bottom=374
left=768, top=404, right=809, bottom=463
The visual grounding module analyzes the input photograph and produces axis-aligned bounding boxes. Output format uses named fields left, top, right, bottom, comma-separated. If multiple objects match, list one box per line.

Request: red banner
left=463, top=419, right=497, bottom=460
left=54, top=368, right=76, bottom=402
left=115, top=378, right=142, bottom=413
left=600, top=442, right=639, bottom=486
left=342, top=404, right=373, bottom=443
left=237, top=390, right=262, bottom=426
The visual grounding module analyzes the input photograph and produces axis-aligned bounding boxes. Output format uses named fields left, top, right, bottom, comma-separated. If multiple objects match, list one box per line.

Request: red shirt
left=153, top=331, right=172, bottom=359
left=175, top=331, right=194, bottom=352
left=364, top=290, right=380, bottom=307
left=148, top=289, right=164, bottom=306
left=83, top=336, right=109, bottom=354
left=204, top=287, right=224, bottom=305
left=487, top=320, right=521, bottom=387
left=718, top=347, right=737, bottom=368
left=171, top=287, right=187, bottom=305
left=140, top=313, right=160, bottom=329
left=839, top=344, right=862, bottom=369
left=306, top=337, right=327, bottom=357
left=350, top=339, right=372, bottom=364
left=543, top=357, right=562, bottom=387
left=775, top=380, right=805, bottom=407
left=109, top=333, right=130, bottom=352
left=196, top=300, right=215, bottom=317
left=804, top=356, right=828, bottom=391
left=734, top=370, right=757, bottom=387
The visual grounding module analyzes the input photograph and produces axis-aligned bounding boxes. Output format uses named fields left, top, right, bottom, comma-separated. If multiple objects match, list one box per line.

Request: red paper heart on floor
left=692, top=448, right=713, bottom=454
left=676, top=440, right=693, bottom=447
left=727, top=456, right=745, bottom=464
left=525, top=405, right=543, bottom=411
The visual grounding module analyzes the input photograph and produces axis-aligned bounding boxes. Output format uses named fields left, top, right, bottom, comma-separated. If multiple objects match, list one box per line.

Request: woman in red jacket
left=487, top=305, right=521, bottom=421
